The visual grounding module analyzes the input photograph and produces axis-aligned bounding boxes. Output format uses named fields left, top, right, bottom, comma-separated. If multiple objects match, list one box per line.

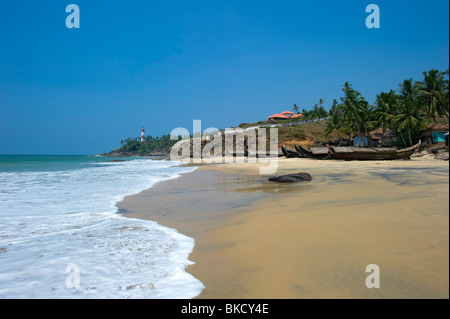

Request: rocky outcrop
left=268, top=173, right=312, bottom=183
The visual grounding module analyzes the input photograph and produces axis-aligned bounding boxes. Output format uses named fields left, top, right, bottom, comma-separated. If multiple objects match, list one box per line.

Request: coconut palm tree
left=301, top=108, right=309, bottom=121
left=325, top=102, right=346, bottom=145
left=439, top=73, right=449, bottom=121
left=399, top=78, right=417, bottom=99
left=416, top=69, right=448, bottom=122
left=340, top=82, right=371, bottom=139
left=438, top=69, right=449, bottom=121
left=375, top=90, right=400, bottom=145
left=395, top=95, right=427, bottom=146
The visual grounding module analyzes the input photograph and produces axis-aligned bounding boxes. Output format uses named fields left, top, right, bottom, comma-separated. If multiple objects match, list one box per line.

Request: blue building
left=432, top=131, right=448, bottom=143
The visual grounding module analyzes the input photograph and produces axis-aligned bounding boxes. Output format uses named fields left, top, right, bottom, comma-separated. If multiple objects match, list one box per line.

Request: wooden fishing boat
left=293, top=144, right=306, bottom=157
left=281, top=146, right=301, bottom=158
left=294, top=144, right=330, bottom=159
left=326, top=141, right=421, bottom=161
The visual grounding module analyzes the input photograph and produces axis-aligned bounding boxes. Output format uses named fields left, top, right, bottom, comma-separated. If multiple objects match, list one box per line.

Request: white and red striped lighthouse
left=141, top=127, right=145, bottom=143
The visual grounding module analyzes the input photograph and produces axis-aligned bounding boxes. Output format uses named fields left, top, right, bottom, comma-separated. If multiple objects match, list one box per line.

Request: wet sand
left=118, top=158, right=449, bottom=299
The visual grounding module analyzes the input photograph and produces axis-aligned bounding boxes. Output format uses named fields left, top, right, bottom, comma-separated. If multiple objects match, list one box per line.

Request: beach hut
left=422, top=123, right=449, bottom=144
left=432, top=131, right=448, bottom=143
left=370, top=128, right=397, bottom=146
left=353, top=135, right=369, bottom=147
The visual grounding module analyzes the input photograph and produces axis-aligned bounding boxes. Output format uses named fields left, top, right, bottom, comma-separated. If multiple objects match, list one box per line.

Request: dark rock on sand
left=268, top=173, right=312, bottom=183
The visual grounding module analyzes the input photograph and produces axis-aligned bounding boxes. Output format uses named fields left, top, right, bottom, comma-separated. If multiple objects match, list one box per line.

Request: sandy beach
left=118, top=157, right=449, bottom=299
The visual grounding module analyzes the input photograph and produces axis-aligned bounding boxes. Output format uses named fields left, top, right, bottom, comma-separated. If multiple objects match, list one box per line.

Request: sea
left=0, top=155, right=204, bottom=299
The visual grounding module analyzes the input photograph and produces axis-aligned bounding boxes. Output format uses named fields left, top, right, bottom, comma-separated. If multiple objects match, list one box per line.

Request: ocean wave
left=0, top=158, right=203, bottom=298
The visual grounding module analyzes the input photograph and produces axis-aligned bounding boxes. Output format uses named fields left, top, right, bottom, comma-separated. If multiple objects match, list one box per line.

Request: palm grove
left=324, top=69, right=449, bottom=147
left=116, top=68, right=448, bottom=155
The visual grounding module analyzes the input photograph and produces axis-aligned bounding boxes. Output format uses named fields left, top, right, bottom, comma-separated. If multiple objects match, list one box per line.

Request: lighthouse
left=141, top=127, right=145, bottom=143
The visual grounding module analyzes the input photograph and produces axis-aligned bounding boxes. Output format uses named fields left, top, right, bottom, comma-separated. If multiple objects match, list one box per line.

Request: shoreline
left=118, top=158, right=449, bottom=298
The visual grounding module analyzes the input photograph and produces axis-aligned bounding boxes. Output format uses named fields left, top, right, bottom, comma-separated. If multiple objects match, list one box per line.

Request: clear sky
left=0, top=0, right=448, bottom=155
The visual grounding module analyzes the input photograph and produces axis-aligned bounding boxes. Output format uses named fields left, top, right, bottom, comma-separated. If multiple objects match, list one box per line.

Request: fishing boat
left=281, top=146, right=301, bottom=158
left=293, top=144, right=306, bottom=157
left=326, top=141, right=421, bottom=161
left=294, top=144, right=330, bottom=159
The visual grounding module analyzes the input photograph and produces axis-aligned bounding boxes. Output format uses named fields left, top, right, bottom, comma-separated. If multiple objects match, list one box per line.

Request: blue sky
left=0, top=0, right=448, bottom=155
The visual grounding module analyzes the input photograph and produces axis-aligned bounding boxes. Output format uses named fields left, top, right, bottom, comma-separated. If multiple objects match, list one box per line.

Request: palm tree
left=340, top=82, right=371, bottom=139
left=292, top=104, right=300, bottom=114
left=313, top=104, right=319, bottom=119
left=375, top=90, right=400, bottom=145
left=330, top=99, right=339, bottom=113
left=416, top=69, right=448, bottom=122
left=439, top=73, right=449, bottom=121
left=301, top=108, right=309, bottom=121
left=325, top=116, right=339, bottom=142
left=394, top=95, right=427, bottom=146
left=439, top=69, right=449, bottom=121
left=325, top=102, right=345, bottom=145
left=399, top=78, right=417, bottom=99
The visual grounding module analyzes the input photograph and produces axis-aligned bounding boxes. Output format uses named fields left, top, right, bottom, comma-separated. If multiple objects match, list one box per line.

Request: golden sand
left=118, top=158, right=449, bottom=298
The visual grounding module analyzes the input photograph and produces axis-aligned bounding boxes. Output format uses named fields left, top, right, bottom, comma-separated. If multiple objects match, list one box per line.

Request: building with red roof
left=268, top=113, right=290, bottom=120
left=267, top=111, right=304, bottom=121
left=280, top=111, right=294, bottom=118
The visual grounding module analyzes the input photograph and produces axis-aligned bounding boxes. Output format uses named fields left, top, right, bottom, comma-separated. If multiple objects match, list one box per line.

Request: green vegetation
left=277, top=121, right=330, bottom=146
left=239, top=100, right=329, bottom=129
left=326, top=69, right=449, bottom=147
left=291, top=127, right=306, bottom=140
left=297, top=99, right=329, bottom=121
left=116, top=134, right=180, bottom=156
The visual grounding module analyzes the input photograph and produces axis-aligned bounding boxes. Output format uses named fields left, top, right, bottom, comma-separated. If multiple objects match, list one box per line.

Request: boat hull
left=294, top=144, right=330, bottom=159
left=328, top=141, right=421, bottom=161
left=281, top=146, right=301, bottom=158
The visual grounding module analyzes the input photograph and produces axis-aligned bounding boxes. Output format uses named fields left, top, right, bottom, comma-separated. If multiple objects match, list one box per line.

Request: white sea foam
left=0, top=158, right=203, bottom=298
